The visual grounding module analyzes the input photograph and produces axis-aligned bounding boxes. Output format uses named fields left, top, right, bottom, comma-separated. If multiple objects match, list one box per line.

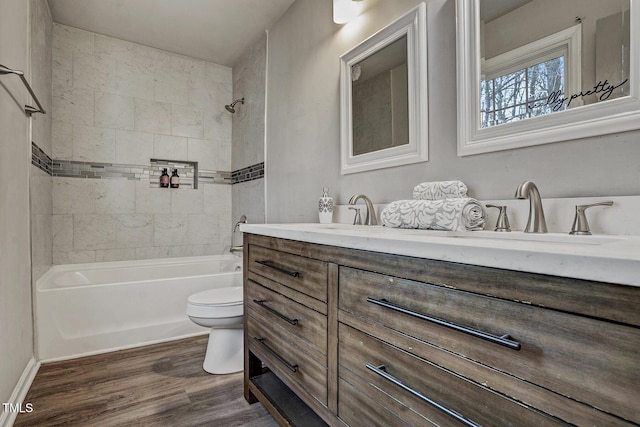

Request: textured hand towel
left=413, top=180, right=468, bottom=200
left=380, top=198, right=485, bottom=231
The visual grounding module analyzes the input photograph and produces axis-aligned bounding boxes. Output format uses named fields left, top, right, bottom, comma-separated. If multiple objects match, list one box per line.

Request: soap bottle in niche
left=318, top=187, right=334, bottom=224
left=160, top=168, right=170, bottom=188
left=170, top=169, right=180, bottom=188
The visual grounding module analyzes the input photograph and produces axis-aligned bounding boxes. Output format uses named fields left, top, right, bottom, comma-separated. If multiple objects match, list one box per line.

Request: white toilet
left=186, top=286, right=244, bottom=374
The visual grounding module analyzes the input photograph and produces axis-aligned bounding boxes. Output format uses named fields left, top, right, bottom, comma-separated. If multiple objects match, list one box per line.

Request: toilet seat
left=187, top=287, right=243, bottom=318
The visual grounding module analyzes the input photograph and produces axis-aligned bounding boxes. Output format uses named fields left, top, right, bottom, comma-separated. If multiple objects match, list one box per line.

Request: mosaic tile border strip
left=32, top=148, right=239, bottom=186
left=51, top=159, right=232, bottom=186
left=232, top=162, right=264, bottom=184
left=32, top=142, right=53, bottom=175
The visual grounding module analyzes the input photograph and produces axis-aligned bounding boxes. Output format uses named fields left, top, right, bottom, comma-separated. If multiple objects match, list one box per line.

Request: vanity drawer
left=248, top=313, right=328, bottom=406
left=338, top=324, right=562, bottom=427
left=246, top=278, right=327, bottom=359
left=248, top=244, right=327, bottom=301
left=339, top=266, right=640, bottom=424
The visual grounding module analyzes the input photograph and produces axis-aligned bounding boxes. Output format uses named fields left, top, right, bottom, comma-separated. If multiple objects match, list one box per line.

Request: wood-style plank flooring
left=14, top=335, right=278, bottom=426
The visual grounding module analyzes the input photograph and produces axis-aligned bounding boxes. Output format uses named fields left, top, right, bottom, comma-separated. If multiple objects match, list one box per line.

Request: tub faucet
left=230, top=215, right=247, bottom=253
left=514, top=181, right=547, bottom=233
left=348, top=194, right=378, bottom=226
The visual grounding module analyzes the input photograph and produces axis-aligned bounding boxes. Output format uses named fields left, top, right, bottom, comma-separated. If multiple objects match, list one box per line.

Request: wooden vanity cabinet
left=243, top=234, right=640, bottom=427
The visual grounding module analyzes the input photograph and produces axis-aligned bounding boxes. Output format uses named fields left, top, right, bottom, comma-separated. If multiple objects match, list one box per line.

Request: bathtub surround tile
left=95, top=248, right=137, bottom=262
left=52, top=47, right=73, bottom=94
left=73, top=125, right=116, bottom=163
left=52, top=214, right=73, bottom=250
left=134, top=98, right=171, bottom=134
left=204, top=184, right=232, bottom=214
left=53, top=88, right=94, bottom=126
left=187, top=214, right=218, bottom=245
left=135, top=181, right=171, bottom=213
left=204, top=110, right=232, bottom=142
left=53, top=24, right=94, bottom=54
left=153, top=214, right=188, bottom=246
left=95, top=92, right=135, bottom=130
left=171, top=105, right=204, bottom=138
left=115, top=130, right=154, bottom=165
left=53, top=178, right=96, bottom=214
left=153, top=134, right=188, bottom=161
left=154, top=60, right=190, bottom=106
left=187, top=138, right=217, bottom=171
left=52, top=122, right=73, bottom=159
left=115, top=214, right=154, bottom=248
left=52, top=27, right=233, bottom=265
left=95, top=180, right=136, bottom=213
left=135, top=246, right=172, bottom=260
left=171, top=188, right=204, bottom=214
left=53, top=250, right=96, bottom=265
left=73, top=52, right=118, bottom=93
left=73, top=214, right=117, bottom=250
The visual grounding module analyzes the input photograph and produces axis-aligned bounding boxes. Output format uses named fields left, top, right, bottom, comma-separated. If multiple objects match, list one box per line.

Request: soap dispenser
left=170, top=169, right=180, bottom=188
left=318, top=187, right=334, bottom=224
left=160, top=168, right=170, bottom=188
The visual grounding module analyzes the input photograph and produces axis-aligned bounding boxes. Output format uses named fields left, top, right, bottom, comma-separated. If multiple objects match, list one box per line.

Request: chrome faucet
left=348, top=194, right=377, bottom=226
left=514, top=181, right=547, bottom=233
left=230, top=215, right=247, bottom=253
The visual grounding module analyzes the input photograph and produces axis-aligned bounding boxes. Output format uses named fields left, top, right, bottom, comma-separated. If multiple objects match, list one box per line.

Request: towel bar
left=0, top=63, right=46, bottom=116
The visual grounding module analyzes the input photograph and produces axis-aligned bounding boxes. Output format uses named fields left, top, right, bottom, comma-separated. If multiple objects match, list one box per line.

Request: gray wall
left=265, top=0, right=640, bottom=223
left=0, top=0, right=34, bottom=410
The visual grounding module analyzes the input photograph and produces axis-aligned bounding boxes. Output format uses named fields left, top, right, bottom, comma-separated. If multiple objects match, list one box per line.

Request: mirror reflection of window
left=480, top=0, right=630, bottom=128
left=351, top=36, right=408, bottom=156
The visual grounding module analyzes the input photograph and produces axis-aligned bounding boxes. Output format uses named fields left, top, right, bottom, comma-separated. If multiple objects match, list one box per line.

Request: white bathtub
left=35, top=255, right=242, bottom=362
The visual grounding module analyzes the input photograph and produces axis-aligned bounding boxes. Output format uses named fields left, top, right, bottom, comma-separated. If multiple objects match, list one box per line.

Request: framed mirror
left=457, top=0, right=640, bottom=156
left=340, top=3, right=427, bottom=174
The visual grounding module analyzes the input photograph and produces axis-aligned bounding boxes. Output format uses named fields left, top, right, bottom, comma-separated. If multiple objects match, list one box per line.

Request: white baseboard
left=0, top=357, right=40, bottom=427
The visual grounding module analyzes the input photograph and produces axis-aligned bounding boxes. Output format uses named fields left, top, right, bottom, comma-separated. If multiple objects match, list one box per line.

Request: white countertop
left=240, top=223, right=640, bottom=287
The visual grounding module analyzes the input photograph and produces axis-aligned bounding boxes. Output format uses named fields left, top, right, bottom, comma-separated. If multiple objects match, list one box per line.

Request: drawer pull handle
left=255, top=260, right=300, bottom=277
left=253, top=299, right=299, bottom=325
left=253, top=337, right=299, bottom=372
left=366, top=297, right=521, bottom=350
left=366, top=364, right=482, bottom=427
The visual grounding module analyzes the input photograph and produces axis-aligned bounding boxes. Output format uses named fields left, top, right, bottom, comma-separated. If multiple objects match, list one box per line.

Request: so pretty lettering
left=530, top=78, right=628, bottom=111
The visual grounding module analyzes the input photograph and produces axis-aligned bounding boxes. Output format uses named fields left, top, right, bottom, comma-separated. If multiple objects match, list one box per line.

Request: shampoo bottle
left=160, top=168, right=170, bottom=188
left=170, top=169, right=180, bottom=188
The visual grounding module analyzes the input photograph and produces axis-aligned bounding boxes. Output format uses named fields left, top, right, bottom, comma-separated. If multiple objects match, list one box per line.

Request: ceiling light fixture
left=333, top=0, right=362, bottom=24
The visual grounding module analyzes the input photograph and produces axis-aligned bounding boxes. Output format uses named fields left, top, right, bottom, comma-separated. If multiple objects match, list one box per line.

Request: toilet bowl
left=186, top=286, right=244, bottom=374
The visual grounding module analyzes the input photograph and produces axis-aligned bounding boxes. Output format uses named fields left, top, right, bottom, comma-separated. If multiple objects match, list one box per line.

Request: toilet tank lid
left=188, top=287, right=243, bottom=306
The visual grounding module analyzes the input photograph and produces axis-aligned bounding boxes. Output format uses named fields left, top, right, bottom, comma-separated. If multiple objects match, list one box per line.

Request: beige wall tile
left=73, top=125, right=116, bottom=162
left=134, top=98, right=171, bottom=134
left=95, top=180, right=135, bottom=213
left=95, top=92, right=134, bottom=130
left=53, top=178, right=95, bottom=214
left=153, top=214, right=188, bottom=246
left=171, top=105, right=203, bottom=138
left=115, top=130, right=153, bottom=165
left=73, top=214, right=117, bottom=250
left=153, top=134, right=188, bottom=160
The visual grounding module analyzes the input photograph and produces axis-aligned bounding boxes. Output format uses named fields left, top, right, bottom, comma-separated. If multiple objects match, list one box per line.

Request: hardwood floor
left=14, top=335, right=279, bottom=427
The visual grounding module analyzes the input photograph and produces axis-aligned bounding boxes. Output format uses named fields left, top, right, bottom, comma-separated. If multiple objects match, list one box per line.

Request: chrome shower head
left=225, top=97, right=244, bottom=113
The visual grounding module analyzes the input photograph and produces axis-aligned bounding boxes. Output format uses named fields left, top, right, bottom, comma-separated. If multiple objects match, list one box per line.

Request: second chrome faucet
left=348, top=194, right=378, bottom=226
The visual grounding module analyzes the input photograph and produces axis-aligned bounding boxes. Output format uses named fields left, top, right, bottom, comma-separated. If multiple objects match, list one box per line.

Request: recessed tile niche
left=150, top=159, right=198, bottom=189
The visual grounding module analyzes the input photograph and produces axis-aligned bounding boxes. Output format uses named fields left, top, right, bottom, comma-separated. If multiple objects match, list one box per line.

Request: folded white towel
left=380, top=198, right=485, bottom=231
left=413, top=180, right=468, bottom=200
